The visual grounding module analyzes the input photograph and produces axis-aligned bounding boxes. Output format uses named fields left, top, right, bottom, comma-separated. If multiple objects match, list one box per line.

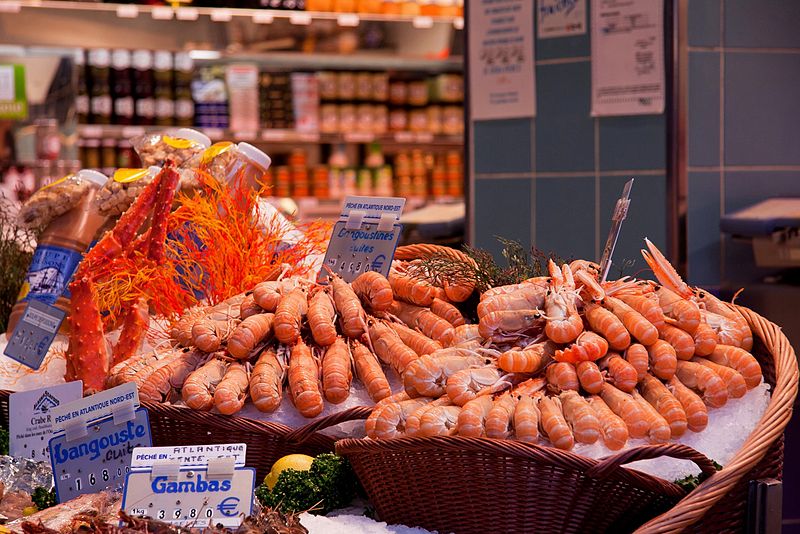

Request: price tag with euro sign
left=318, top=196, right=405, bottom=283
left=48, top=383, right=152, bottom=503
left=122, top=444, right=254, bottom=528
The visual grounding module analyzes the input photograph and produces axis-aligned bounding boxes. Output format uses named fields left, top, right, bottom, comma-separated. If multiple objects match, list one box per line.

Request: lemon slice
left=264, top=454, right=315, bottom=490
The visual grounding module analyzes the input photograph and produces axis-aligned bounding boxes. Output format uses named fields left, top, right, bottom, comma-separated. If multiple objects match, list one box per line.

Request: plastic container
left=198, top=141, right=272, bottom=191
left=132, top=128, right=211, bottom=168
left=18, top=170, right=102, bottom=229
left=95, top=166, right=161, bottom=217
left=7, top=170, right=109, bottom=337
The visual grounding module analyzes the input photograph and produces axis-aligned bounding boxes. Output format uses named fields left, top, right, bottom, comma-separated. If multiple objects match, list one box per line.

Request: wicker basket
left=0, top=392, right=370, bottom=482
left=336, top=305, right=798, bottom=533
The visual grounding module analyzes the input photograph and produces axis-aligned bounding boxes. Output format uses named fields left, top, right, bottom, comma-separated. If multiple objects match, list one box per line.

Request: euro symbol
left=217, top=497, right=240, bottom=517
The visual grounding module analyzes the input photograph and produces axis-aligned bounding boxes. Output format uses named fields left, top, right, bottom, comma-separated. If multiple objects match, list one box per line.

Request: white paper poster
left=469, top=0, right=536, bottom=120
left=590, top=0, right=665, bottom=116
left=537, top=0, right=587, bottom=39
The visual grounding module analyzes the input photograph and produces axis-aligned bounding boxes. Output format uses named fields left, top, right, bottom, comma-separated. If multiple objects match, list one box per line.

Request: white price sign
left=9, top=382, right=83, bottom=461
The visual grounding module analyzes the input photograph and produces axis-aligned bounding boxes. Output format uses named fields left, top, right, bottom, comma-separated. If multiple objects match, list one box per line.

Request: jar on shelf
left=318, top=71, right=338, bottom=101
left=408, top=79, right=429, bottom=107
left=337, top=72, right=356, bottom=101
left=373, top=105, right=388, bottom=134
left=389, top=80, right=407, bottom=106
left=427, top=105, right=443, bottom=134
left=419, top=0, right=438, bottom=16
left=372, top=72, right=389, bottom=102
left=399, top=0, right=420, bottom=16
left=356, top=104, right=375, bottom=133
left=356, top=0, right=381, bottom=13
left=381, top=0, right=401, bottom=15
left=35, top=119, right=60, bottom=161
left=333, top=0, right=356, bottom=12
left=83, top=139, right=101, bottom=169
left=389, top=108, right=408, bottom=132
left=356, top=72, right=373, bottom=102
left=409, top=109, right=429, bottom=133
left=88, top=48, right=112, bottom=125
left=338, top=104, right=357, bottom=133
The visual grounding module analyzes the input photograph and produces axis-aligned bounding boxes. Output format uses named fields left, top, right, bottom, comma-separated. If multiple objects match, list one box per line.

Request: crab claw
left=641, top=238, right=692, bottom=298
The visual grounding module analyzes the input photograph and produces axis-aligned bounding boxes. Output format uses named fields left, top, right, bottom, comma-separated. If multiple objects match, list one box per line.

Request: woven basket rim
left=336, top=303, right=798, bottom=533
left=634, top=304, right=798, bottom=532
left=336, top=436, right=717, bottom=499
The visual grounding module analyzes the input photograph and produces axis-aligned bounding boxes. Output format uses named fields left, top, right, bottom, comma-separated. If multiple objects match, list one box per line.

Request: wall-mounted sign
left=468, top=0, right=536, bottom=120
left=537, top=0, right=587, bottom=39
left=591, top=0, right=665, bottom=116
left=0, top=64, right=26, bottom=119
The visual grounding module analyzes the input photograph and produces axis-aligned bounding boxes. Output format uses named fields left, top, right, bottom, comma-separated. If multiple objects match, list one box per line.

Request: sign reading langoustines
left=468, top=0, right=536, bottom=120
left=591, top=0, right=665, bottom=116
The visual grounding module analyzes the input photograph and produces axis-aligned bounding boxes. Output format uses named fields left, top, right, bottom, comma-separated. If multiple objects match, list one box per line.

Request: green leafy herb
left=0, top=200, right=38, bottom=332
left=255, top=453, right=360, bottom=516
left=0, top=427, right=8, bottom=456
left=673, top=461, right=723, bottom=492
left=31, top=487, right=57, bottom=510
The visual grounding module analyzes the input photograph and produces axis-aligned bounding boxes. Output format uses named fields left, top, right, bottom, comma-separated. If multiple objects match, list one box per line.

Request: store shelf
left=77, top=124, right=464, bottom=147
left=3, top=1, right=464, bottom=27
left=200, top=51, right=462, bottom=72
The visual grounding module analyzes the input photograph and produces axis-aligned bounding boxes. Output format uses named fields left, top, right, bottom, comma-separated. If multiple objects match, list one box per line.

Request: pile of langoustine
left=365, top=239, right=763, bottom=453
left=103, top=260, right=476, bottom=418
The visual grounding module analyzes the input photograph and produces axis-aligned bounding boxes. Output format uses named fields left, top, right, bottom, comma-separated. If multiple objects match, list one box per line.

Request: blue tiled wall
left=686, top=0, right=800, bottom=286
left=472, top=1, right=668, bottom=269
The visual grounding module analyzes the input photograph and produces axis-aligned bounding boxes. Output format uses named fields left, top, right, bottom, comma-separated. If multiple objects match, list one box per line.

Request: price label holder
left=122, top=444, right=253, bottom=528
left=4, top=300, right=66, bottom=370
left=48, top=383, right=151, bottom=503
left=318, top=196, right=406, bottom=283
left=10, top=382, right=83, bottom=461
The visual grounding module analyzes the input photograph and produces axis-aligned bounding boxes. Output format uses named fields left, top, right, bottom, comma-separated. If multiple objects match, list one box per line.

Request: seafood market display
left=109, top=261, right=473, bottom=419
left=365, top=239, right=763, bottom=453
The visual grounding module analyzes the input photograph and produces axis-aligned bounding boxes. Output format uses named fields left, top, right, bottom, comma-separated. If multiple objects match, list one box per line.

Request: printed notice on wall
left=468, top=0, right=536, bottom=120
left=590, top=0, right=664, bottom=116
left=538, top=0, right=586, bottom=39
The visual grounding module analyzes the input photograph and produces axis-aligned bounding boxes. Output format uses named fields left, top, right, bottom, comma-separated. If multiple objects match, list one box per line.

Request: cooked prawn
left=675, top=360, right=728, bottom=408
left=554, top=331, right=609, bottom=363
left=351, top=271, right=393, bottom=312
left=485, top=390, right=517, bottom=439
left=322, top=338, right=353, bottom=404
left=182, top=358, right=228, bottom=411
left=658, top=323, right=696, bottom=360
left=576, top=361, right=604, bottom=394
left=406, top=397, right=452, bottom=437
left=214, top=362, right=249, bottom=415
left=708, top=344, right=762, bottom=388
left=368, top=398, right=431, bottom=439
left=597, top=353, right=638, bottom=392
left=537, top=396, right=574, bottom=450
left=559, top=390, right=601, bottom=444
left=545, top=362, right=580, bottom=392
left=418, top=405, right=462, bottom=437
left=288, top=340, right=324, bottom=418
left=625, top=343, right=649, bottom=381
left=351, top=339, right=392, bottom=403
left=640, top=374, right=687, bottom=438
left=692, top=321, right=718, bottom=356
left=430, top=298, right=466, bottom=327
left=274, top=287, right=308, bottom=345
left=603, top=296, right=659, bottom=346
left=543, top=262, right=583, bottom=344
left=446, top=366, right=508, bottom=406
left=514, top=394, right=540, bottom=443
left=388, top=321, right=442, bottom=356
left=307, top=287, right=338, bottom=347
left=390, top=300, right=455, bottom=346
left=693, top=358, right=747, bottom=399
left=403, top=351, right=486, bottom=398
left=631, top=390, right=671, bottom=443
left=599, top=383, right=649, bottom=439
left=249, top=347, right=285, bottom=413
left=329, top=271, right=369, bottom=339
left=584, top=302, right=630, bottom=351
left=369, top=319, right=419, bottom=375
left=239, top=294, right=263, bottom=320
left=667, top=376, right=709, bottom=432
left=478, top=309, right=544, bottom=343
left=457, top=396, right=494, bottom=437
left=227, top=313, right=275, bottom=359
left=647, top=340, right=678, bottom=380
left=496, top=342, right=554, bottom=373
left=586, top=396, right=628, bottom=450
left=139, top=349, right=206, bottom=402
left=389, top=269, right=437, bottom=307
